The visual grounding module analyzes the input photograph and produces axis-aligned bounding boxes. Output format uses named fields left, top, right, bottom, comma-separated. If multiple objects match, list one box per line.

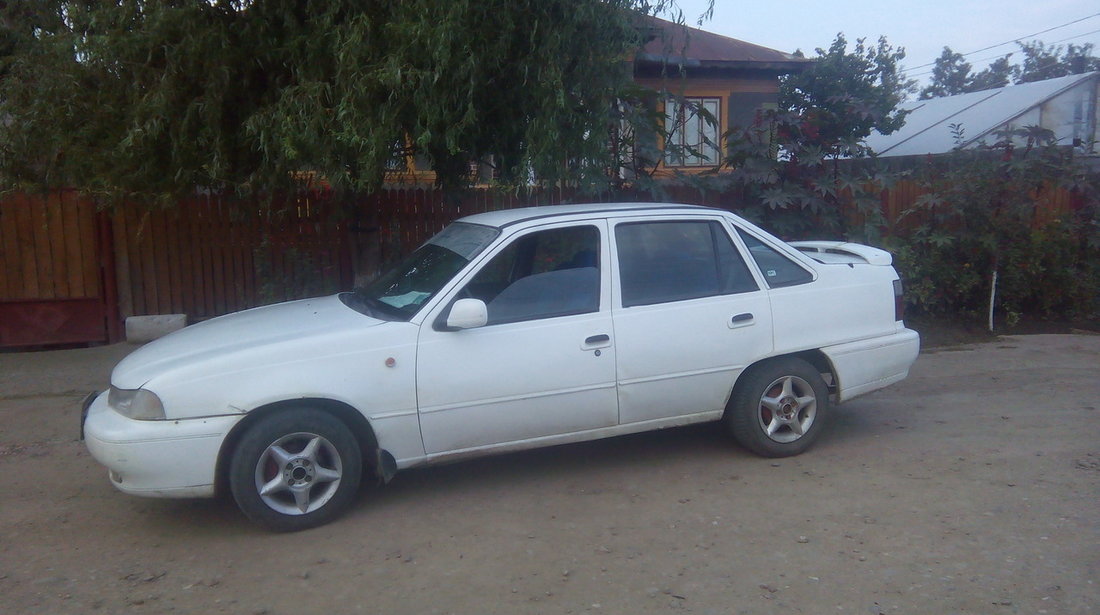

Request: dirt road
left=1, top=335, right=1098, bottom=614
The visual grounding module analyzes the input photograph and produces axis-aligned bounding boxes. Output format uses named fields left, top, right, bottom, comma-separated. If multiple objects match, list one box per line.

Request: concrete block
left=126, top=314, right=187, bottom=343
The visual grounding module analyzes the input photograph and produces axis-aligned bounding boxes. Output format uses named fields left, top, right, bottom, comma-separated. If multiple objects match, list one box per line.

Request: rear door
left=611, top=216, right=773, bottom=424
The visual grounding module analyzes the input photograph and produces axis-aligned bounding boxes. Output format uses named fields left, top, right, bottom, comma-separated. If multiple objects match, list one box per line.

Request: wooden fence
left=0, top=191, right=102, bottom=301
left=0, top=182, right=1087, bottom=347
left=104, top=184, right=723, bottom=321
left=110, top=194, right=352, bottom=320
left=0, top=191, right=118, bottom=346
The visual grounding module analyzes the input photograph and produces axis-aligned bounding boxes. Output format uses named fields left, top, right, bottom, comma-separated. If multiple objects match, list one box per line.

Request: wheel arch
left=725, top=349, right=838, bottom=416
left=787, top=349, right=837, bottom=393
left=214, top=398, right=380, bottom=497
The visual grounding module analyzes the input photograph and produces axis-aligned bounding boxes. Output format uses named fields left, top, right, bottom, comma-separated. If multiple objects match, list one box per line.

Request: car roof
left=456, top=202, right=722, bottom=229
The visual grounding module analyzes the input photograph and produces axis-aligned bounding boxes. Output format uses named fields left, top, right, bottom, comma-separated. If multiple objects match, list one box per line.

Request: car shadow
left=129, top=494, right=255, bottom=535
left=371, top=421, right=748, bottom=505
left=121, top=423, right=739, bottom=535
left=381, top=404, right=892, bottom=504
left=126, top=407, right=888, bottom=533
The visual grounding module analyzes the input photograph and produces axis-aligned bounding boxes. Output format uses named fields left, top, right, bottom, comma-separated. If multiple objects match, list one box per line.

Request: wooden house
left=633, top=16, right=811, bottom=175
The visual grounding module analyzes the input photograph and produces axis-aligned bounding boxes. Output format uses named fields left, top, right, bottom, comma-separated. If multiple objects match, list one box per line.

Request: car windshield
left=345, top=222, right=499, bottom=321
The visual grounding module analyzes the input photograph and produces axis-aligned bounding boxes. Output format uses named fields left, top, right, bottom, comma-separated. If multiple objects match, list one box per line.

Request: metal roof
left=865, top=72, right=1100, bottom=157
left=635, top=16, right=812, bottom=72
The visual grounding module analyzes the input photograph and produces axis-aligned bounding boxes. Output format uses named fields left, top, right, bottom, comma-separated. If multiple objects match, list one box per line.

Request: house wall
left=635, top=75, right=780, bottom=175
left=636, top=76, right=780, bottom=131
left=383, top=75, right=784, bottom=183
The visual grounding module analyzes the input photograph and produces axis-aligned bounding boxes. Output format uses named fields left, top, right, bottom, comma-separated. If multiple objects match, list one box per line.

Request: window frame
left=451, top=222, right=606, bottom=327
left=613, top=218, right=760, bottom=308
left=663, top=96, right=722, bottom=168
left=734, top=227, right=816, bottom=289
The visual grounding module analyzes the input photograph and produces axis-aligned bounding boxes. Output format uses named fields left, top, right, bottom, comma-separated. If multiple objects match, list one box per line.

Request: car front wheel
left=726, top=357, right=830, bottom=458
left=229, top=409, right=362, bottom=531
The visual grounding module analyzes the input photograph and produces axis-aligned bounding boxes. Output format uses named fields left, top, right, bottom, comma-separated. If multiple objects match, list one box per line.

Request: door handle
left=582, top=333, right=612, bottom=351
left=729, top=313, right=755, bottom=328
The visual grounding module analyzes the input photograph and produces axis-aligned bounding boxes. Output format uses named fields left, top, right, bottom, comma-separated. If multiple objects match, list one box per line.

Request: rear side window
left=616, top=221, right=758, bottom=307
left=736, top=229, right=813, bottom=288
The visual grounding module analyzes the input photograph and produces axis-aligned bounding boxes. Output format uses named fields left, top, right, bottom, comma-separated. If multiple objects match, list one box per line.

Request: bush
left=893, top=127, right=1099, bottom=325
left=700, top=113, right=1099, bottom=328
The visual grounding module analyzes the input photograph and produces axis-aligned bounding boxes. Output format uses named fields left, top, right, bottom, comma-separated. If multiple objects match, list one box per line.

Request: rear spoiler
left=789, top=241, right=893, bottom=266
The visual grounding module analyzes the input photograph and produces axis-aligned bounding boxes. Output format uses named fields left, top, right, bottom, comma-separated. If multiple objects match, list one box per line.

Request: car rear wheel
left=726, top=357, right=830, bottom=458
left=229, top=409, right=362, bottom=531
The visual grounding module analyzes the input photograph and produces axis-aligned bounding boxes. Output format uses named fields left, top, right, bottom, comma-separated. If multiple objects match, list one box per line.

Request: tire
left=726, top=357, right=830, bottom=458
left=229, top=409, right=362, bottom=532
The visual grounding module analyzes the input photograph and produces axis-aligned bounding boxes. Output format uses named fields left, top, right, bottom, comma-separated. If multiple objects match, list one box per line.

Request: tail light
left=893, top=279, right=905, bottom=321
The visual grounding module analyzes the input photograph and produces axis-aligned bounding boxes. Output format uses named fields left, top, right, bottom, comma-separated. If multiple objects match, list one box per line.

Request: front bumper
left=82, top=391, right=243, bottom=498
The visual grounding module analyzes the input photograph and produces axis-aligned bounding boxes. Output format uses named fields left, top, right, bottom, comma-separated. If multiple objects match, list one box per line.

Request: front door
left=416, top=221, right=618, bottom=454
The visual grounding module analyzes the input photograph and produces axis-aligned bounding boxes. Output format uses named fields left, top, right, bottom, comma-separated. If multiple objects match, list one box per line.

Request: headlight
left=107, top=386, right=166, bottom=420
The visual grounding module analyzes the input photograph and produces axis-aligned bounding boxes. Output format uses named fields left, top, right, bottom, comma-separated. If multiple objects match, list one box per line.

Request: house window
left=664, top=97, right=721, bottom=167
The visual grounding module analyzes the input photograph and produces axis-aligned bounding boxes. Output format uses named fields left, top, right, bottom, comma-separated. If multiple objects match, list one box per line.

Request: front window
left=461, top=225, right=601, bottom=325
left=664, top=97, right=721, bottom=167
left=347, top=222, right=499, bottom=320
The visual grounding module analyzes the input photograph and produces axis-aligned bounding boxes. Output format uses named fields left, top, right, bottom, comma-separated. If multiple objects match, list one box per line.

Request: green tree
left=1017, top=41, right=1099, bottom=83
left=0, top=0, right=707, bottom=201
left=1017, top=41, right=1070, bottom=82
left=780, top=34, right=915, bottom=150
left=920, top=40, right=1097, bottom=101
left=921, top=50, right=1020, bottom=99
left=686, top=34, right=913, bottom=241
left=919, top=47, right=972, bottom=99
left=967, top=55, right=1017, bottom=91
left=709, top=109, right=901, bottom=242
left=1062, top=43, right=1100, bottom=74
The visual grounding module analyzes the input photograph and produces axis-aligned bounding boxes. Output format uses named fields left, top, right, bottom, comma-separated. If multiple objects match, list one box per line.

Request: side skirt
left=393, top=410, right=724, bottom=470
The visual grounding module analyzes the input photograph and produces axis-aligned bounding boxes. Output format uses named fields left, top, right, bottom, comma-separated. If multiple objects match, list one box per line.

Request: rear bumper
left=822, top=327, right=920, bottom=402
left=82, top=391, right=242, bottom=498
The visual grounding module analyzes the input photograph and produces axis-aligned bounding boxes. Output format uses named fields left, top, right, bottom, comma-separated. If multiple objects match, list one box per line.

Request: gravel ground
left=1, top=334, right=1098, bottom=614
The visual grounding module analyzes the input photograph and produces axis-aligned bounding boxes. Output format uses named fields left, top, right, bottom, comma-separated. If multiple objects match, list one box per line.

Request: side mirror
left=445, top=298, right=488, bottom=330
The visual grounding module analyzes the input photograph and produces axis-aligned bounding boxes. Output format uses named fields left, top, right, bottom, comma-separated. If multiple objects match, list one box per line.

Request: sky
left=673, top=0, right=1100, bottom=86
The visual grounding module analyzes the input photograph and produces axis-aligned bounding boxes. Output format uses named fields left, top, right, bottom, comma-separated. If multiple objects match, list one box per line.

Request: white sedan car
left=83, top=203, right=919, bottom=531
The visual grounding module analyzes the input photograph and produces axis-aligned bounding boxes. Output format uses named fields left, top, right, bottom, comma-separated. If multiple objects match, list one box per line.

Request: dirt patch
left=905, top=315, right=997, bottom=348
left=1, top=335, right=1098, bottom=614
left=907, top=314, right=1100, bottom=348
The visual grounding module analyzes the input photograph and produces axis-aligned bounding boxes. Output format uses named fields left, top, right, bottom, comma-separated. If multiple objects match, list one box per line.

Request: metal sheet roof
left=636, top=16, right=811, bottom=71
left=865, top=72, right=1099, bottom=157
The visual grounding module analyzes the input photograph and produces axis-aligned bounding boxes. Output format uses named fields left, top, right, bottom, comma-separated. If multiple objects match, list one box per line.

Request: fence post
left=96, top=207, right=123, bottom=343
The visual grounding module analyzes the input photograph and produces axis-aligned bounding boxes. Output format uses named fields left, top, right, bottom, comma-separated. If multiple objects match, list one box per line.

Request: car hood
left=112, top=294, right=385, bottom=389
